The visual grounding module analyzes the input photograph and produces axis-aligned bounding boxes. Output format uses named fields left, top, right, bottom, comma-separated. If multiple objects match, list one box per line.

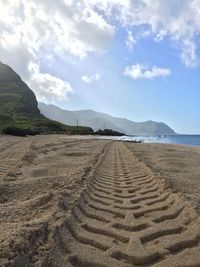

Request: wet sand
left=0, top=136, right=199, bottom=266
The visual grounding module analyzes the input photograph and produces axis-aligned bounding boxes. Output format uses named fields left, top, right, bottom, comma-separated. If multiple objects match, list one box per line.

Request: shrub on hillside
left=94, top=129, right=124, bottom=136
left=71, top=127, right=94, bottom=135
left=2, top=127, right=39, bottom=137
left=33, top=120, right=66, bottom=133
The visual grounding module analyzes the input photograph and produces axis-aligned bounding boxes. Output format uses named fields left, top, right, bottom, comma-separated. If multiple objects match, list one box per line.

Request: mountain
left=39, top=103, right=176, bottom=135
left=0, top=62, right=41, bottom=117
left=0, top=62, right=93, bottom=134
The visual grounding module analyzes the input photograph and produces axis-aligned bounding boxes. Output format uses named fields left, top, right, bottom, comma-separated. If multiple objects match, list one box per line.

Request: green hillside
left=0, top=62, right=93, bottom=135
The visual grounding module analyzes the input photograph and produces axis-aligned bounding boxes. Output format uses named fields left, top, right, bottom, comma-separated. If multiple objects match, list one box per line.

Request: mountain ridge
left=39, top=102, right=176, bottom=135
left=0, top=62, right=93, bottom=135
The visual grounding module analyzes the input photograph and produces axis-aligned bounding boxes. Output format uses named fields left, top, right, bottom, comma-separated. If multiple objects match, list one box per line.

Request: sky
left=0, top=0, right=200, bottom=134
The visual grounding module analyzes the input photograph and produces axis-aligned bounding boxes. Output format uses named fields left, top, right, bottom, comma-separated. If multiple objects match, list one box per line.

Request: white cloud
left=88, top=0, right=200, bottom=67
left=0, top=0, right=200, bottom=103
left=28, top=62, right=73, bottom=101
left=81, top=74, right=100, bottom=84
left=180, top=40, right=198, bottom=68
left=0, top=0, right=114, bottom=101
left=125, top=30, right=136, bottom=50
left=155, top=29, right=168, bottom=42
left=124, top=64, right=171, bottom=80
left=5, top=0, right=114, bottom=59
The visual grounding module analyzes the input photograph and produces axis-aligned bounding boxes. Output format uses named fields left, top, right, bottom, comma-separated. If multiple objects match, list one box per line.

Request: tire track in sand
left=63, top=142, right=200, bottom=267
left=0, top=138, right=33, bottom=180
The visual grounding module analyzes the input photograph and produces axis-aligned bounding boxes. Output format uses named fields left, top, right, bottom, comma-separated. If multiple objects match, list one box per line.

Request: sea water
left=121, top=135, right=200, bottom=146
left=101, top=135, right=200, bottom=146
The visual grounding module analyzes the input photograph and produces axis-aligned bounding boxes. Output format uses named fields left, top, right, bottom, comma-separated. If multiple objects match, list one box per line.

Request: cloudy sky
left=1, top=0, right=200, bottom=133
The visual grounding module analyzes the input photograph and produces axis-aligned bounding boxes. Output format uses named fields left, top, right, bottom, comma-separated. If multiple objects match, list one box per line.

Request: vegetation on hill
left=94, top=129, right=124, bottom=136
left=0, top=63, right=39, bottom=116
left=0, top=62, right=93, bottom=135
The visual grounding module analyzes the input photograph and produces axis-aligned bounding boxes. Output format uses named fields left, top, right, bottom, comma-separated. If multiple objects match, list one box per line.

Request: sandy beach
left=0, top=135, right=200, bottom=266
left=126, top=143, right=200, bottom=214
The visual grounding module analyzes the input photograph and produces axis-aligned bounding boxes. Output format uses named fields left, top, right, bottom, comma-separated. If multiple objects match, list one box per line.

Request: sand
left=0, top=136, right=199, bottom=266
left=126, top=143, right=200, bottom=214
left=0, top=135, right=109, bottom=266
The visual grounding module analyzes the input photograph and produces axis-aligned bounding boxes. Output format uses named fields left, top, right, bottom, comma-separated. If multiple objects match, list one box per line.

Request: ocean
left=102, top=135, right=200, bottom=146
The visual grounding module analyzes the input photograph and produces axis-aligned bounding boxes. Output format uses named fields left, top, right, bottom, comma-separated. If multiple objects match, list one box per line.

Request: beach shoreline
left=0, top=135, right=200, bottom=266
